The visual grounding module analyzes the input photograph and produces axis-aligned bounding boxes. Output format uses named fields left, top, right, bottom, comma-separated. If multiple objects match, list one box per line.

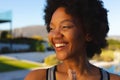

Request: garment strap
left=46, top=66, right=56, bottom=80
left=46, top=66, right=110, bottom=80
left=100, top=68, right=110, bottom=80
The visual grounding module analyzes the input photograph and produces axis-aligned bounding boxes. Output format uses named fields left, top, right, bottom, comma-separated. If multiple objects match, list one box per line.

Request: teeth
left=55, top=43, right=66, bottom=47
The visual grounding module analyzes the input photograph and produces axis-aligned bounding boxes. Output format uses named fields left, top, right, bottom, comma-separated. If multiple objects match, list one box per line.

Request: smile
left=55, top=43, right=66, bottom=48
left=54, top=42, right=68, bottom=51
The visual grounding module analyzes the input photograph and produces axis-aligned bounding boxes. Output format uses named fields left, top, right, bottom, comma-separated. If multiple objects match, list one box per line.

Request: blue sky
left=0, top=0, right=120, bottom=36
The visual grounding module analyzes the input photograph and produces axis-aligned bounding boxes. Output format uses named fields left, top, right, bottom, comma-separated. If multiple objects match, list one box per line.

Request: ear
left=85, top=33, right=92, bottom=42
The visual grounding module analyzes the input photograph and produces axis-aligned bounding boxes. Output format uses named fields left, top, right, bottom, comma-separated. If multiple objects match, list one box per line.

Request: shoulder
left=100, top=68, right=120, bottom=80
left=24, top=69, right=47, bottom=80
left=109, top=73, right=120, bottom=80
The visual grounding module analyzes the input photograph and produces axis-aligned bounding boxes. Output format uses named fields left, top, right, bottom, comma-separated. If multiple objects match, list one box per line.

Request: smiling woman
left=24, top=0, right=120, bottom=80
left=48, top=7, right=86, bottom=61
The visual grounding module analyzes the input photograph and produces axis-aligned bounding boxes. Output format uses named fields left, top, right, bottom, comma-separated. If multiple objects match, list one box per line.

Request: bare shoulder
left=24, top=69, right=47, bottom=80
left=110, top=73, right=120, bottom=80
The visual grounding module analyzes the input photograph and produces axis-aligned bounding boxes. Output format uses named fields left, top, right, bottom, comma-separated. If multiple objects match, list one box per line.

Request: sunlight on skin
left=67, top=69, right=76, bottom=80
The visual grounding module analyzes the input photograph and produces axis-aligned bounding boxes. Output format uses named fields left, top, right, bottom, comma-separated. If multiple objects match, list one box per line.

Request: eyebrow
left=50, top=19, right=74, bottom=27
left=60, top=19, right=73, bottom=24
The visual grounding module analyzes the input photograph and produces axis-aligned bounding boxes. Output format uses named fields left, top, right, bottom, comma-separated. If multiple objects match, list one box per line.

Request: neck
left=58, top=55, right=92, bottom=75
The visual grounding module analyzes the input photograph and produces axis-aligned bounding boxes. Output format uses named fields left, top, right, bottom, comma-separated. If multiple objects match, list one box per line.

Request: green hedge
left=0, top=37, right=47, bottom=53
left=107, top=39, right=120, bottom=50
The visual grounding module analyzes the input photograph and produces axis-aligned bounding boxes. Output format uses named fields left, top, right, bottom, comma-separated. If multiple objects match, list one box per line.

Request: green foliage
left=1, top=47, right=11, bottom=53
left=30, top=40, right=46, bottom=52
left=0, top=37, right=47, bottom=52
left=0, top=31, right=12, bottom=39
left=92, top=49, right=114, bottom=62
left=108, top=39, right=120, bottom=45
left=32, top=35, right=43, bottom=40
left=35, top=41, right=45, bottom=52
left=107, top=39, right=120, bottom=50
left=0, top=31, right=8, bottom=39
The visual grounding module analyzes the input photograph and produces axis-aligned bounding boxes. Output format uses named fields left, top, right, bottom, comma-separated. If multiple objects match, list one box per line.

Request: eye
left=63, top=26, right=69, bottom=28
left=49, top=27, right=53, bottom=31
left=62, top=25, right=73, bottom=30
left=49, top=26, right=55, bottom=32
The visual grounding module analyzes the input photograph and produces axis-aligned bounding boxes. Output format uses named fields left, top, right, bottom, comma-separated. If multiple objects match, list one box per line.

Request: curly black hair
left=44, top=0, right=109, bottom=58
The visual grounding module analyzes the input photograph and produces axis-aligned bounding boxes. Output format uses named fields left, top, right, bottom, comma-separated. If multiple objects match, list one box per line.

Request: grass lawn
left=0, top=56, right=41, bottom=72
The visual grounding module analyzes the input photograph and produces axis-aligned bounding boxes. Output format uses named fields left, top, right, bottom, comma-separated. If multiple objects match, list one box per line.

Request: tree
left=0, top=31, right=12, bottom=39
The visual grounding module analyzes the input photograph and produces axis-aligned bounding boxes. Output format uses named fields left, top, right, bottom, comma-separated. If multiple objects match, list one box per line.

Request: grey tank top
left=46, top=66, right=110, bottom=80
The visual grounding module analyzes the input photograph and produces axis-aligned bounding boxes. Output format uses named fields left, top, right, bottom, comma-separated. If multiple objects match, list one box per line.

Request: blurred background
left=0, top=0, right=120, bottom=80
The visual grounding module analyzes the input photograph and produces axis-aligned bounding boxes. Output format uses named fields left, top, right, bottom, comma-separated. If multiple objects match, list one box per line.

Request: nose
left=52, top=29, right=63, bottom=39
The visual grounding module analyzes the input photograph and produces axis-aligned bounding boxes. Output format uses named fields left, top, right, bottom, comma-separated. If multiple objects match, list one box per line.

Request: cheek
left=68, top=31, right=82, bottom=42
left=68, top=30, right=85, bottom=48
left=48, top=32, right=53, bottom=44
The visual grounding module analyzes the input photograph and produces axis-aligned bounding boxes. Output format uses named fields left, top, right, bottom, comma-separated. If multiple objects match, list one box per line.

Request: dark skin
left=24, top=64, right=120, bottom=80
left=24, top=7, right=120, bottom=80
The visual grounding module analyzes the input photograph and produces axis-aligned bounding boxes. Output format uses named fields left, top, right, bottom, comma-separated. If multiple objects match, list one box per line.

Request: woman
left=25, top=0, right=120, bottom=80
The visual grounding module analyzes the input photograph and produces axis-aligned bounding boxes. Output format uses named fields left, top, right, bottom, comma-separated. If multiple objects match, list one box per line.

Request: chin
left=56, top=52, right=68, bottom=61
left=56, top=55, right=66, bottom=61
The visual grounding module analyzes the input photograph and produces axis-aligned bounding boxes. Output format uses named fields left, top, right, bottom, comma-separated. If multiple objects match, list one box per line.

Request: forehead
left=50, top=7, right=73, bottom=25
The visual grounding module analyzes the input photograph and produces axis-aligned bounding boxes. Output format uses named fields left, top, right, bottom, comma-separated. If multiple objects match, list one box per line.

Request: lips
left=55, top=43, right=66, bottom=48
left=53, top=41, right=68, bottom=51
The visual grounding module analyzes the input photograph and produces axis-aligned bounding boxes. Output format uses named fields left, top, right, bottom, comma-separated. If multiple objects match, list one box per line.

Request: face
left=48, top=7, right=87, bottom=61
